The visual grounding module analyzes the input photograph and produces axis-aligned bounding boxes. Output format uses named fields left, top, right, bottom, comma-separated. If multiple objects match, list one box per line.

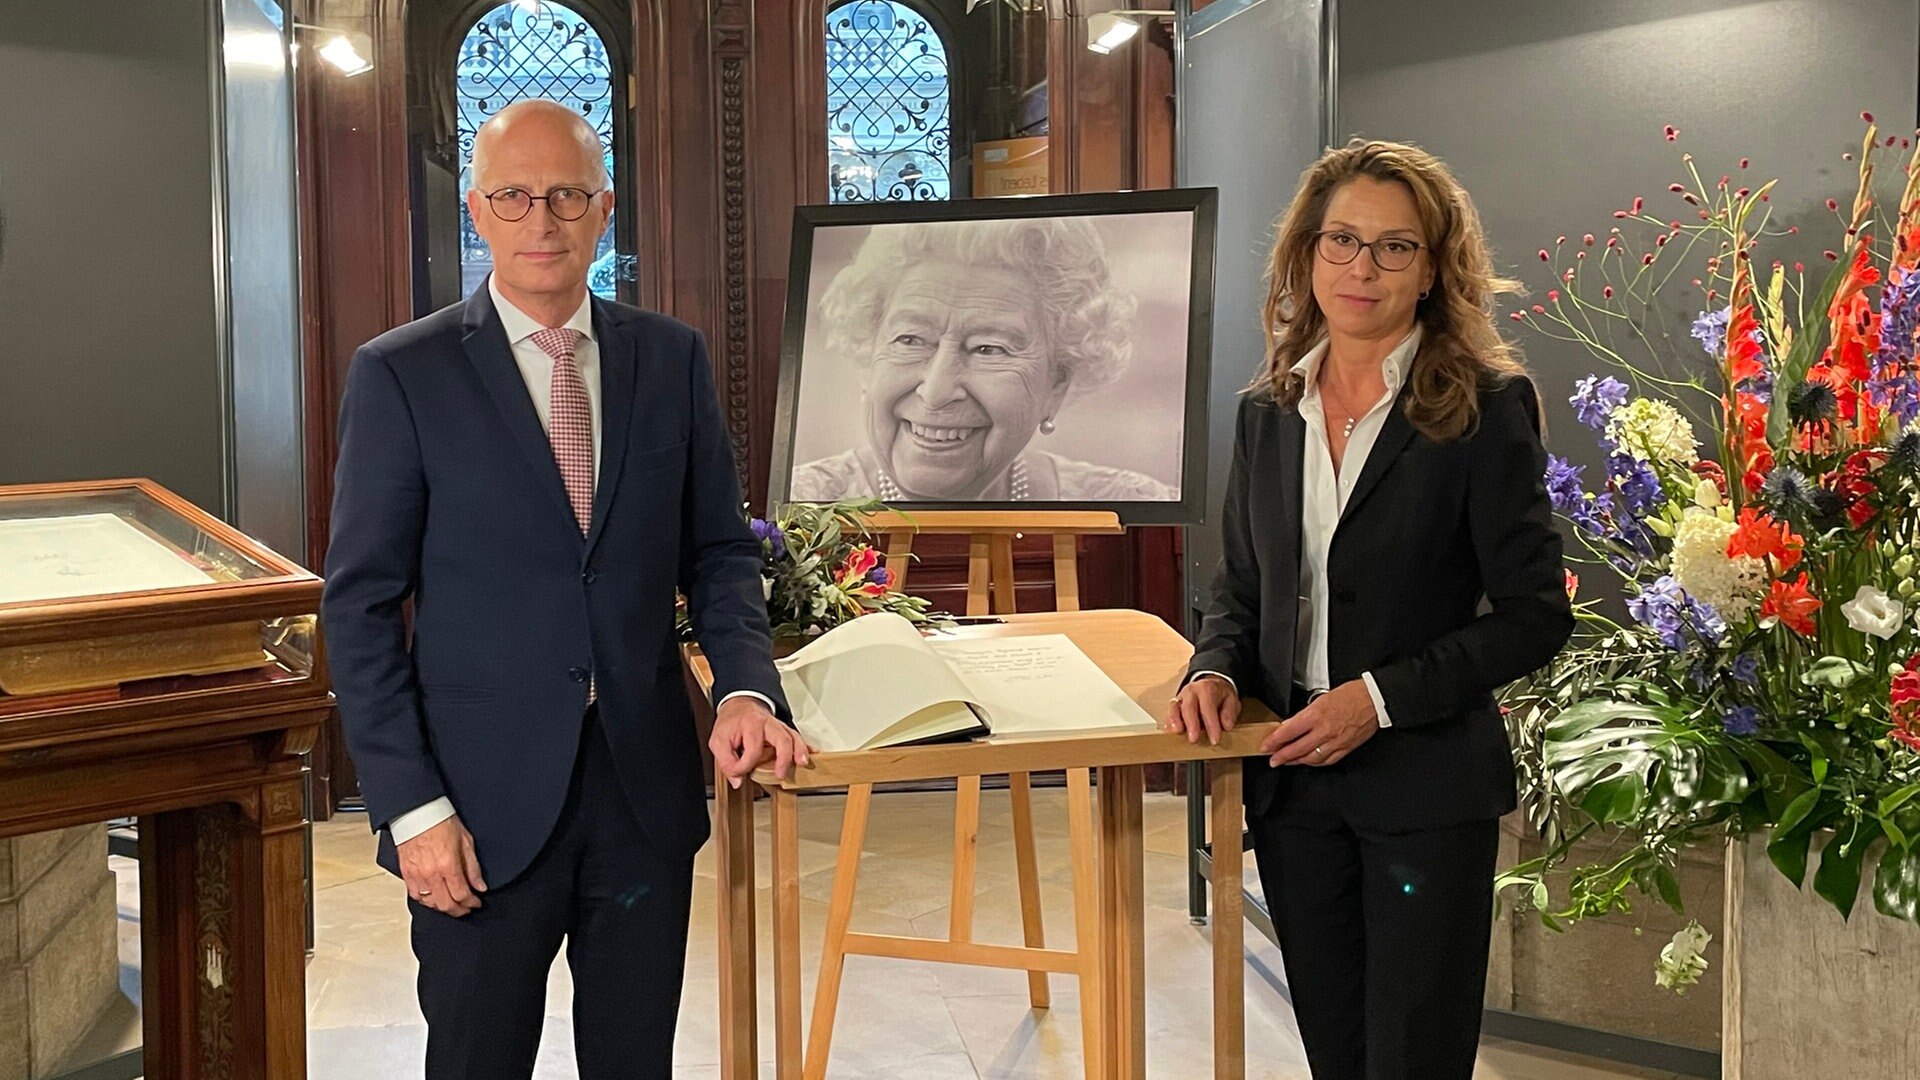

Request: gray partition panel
left=0, top=0, right=226, bottom=510
left=1178, top=0, right=1328, bottom=624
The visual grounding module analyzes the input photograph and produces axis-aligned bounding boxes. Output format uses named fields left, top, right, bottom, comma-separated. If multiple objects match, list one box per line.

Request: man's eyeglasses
left=482, top=186, right=605, bottom=223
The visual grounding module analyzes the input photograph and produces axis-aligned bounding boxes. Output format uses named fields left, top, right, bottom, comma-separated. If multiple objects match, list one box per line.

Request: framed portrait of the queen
left=768, top=188, right=1218, bottom=526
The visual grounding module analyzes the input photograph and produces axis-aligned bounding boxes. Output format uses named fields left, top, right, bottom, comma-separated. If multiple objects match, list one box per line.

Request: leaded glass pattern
left=826, top=1, right=952, bottom=202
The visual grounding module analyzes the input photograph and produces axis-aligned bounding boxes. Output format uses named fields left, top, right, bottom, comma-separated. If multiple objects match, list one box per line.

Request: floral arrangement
left=1498, top=116, right=1920, bottom=992
left=677, top=498, right=942, bottom=642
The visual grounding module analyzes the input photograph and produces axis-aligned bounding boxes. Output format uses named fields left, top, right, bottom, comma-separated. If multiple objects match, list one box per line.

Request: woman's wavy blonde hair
left=1252, top=138, right=1528, bottom=441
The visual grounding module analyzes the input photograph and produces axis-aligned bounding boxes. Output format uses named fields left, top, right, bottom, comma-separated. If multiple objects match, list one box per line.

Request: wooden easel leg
left=715, top=768, right=759, bottom=1080
left=884, top=531, right=914, bottom=593
left=1066, top=768, right=1102, bottom=1080
left=967, top=535, right=993, bottom=616
left=1009, top=771, right=1052, bottom=1008
left=989, top=533, right=1018, bottom=615
left=951, top=774, right=982, bottom=942
left=1052, top=533, right=1081, bottom=612
left=772, top=787, right=803, bottom=1080
left=804, top=784, right=873, bottom=1079
left=1209, top=764, right=1247, bottom=1079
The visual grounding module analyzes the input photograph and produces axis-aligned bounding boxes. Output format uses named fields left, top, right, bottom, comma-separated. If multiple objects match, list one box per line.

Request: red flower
left=1760, top=574, right=1822, bottom=636
left=1728, top=507, right=1803, bottom=572
left=1564, top=568, right=1580, bottom=601
left=1892, top=656, right=1920, bottom=752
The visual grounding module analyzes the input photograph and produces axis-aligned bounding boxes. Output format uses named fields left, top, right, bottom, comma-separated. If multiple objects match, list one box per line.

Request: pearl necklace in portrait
left=876, top=458, right=1031, bottom=501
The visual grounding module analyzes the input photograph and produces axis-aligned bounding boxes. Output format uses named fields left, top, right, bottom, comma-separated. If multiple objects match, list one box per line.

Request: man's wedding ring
left=1313, top=746, right=1326, bottom=758
left=418, top=889, right=432, bottom=897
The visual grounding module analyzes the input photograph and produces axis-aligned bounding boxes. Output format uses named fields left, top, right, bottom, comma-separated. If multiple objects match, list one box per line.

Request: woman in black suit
left=1167, top=139, right=1574, bottom=1079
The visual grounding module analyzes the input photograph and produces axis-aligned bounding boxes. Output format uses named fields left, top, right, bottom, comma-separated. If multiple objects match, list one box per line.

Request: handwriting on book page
left=941, top=643, right=1064, bottom=684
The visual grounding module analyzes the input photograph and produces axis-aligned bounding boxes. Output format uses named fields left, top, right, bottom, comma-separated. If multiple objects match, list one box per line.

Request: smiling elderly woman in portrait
left=790, top=217, right=1177, bottom=502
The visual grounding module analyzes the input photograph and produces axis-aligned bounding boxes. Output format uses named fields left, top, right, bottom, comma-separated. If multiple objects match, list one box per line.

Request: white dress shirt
left=1192, top=326, right=1421, bottom=729
left=388, top=280, right=771, bottom=845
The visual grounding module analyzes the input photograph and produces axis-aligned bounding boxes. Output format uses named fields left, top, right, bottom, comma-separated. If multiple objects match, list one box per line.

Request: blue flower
left=1721, top=706, right=1761, bottom=737
left=1571, top=375, right=1630, bottom=431
left=1545, top=455, right=1588, bottom=514
left=1628, top=576, right=1725, bottom=650
left=866, top=566, right=890, bottom=585
left=1731, top=652, right=1761, bottom=686
left=1608, top=453, right=1664, bottom=516
left=1871, top=265, right=1920, bottom=425
left=1691, top=307, right=1731, bottom=357
left=749, top=518, right=787, bottom=560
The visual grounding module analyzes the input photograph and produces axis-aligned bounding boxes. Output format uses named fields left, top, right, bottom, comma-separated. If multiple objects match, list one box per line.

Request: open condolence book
left=776, top=613, right=1160, bottom=753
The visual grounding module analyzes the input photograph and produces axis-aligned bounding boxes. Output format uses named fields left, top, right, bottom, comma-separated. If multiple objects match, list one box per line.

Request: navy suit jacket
left=321, top=286, right=789, bottom=886
left=1188, top=376, right=1574, bottom=830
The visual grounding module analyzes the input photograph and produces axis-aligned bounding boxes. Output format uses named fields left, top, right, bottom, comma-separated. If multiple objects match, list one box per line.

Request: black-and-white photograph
left=769, top=190, right=1216, bottom=524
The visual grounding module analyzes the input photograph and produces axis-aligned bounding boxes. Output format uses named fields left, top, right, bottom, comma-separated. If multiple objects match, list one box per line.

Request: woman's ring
left=1313, top=746, right=1326, bottom=758
left=418, top=889, right=433, bottom=897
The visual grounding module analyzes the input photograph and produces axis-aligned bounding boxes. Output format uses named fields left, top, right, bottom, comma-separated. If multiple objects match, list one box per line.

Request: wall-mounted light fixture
left=292, top=22, right=374, bottom=76
left=1086, top=9, right=1172, bottom=53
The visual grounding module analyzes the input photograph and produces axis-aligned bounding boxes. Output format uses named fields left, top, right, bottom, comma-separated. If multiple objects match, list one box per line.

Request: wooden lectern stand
left=690, top=609, right=1278, bottom=1079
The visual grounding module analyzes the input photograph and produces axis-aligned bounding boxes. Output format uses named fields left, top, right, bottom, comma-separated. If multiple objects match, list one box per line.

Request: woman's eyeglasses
left=1314, top=230, right=1425, bottom=272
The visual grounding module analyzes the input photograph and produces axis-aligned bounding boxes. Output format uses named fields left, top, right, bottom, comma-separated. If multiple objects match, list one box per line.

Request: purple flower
left=1871, top=266, right=1920, bottom=425
left=1545, top=455, right=1588, bottom=514
left=749, top=518, right=787, bottom=560
left=1731, top=652, right=1761, bottom=686
left=1571, top=375, right=1630, bottom=430
left=1607, top=453, right=1664, bottom=516
left=1691, top=307, right=1732, bottom=356
left=866, top=566, right=890, bottom=585
left=1628, top=575, right=1726, bottom=650
left=1722, top=706, right=1761, bottom=737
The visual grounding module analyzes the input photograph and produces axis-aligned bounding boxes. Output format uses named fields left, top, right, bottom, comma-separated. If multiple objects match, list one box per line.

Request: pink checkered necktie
left=530, top=327, right=594, bottom=535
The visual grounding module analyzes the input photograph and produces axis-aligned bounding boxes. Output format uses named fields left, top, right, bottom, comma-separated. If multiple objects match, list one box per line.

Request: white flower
left=1842, top=585, right=1907, bottom=640
left=1692, top=476, right=1722, bottom=510
left=1655, top=921, right=1712, bottom=994
left=1670, top=509, right=1764, bottom=619
left=762, top=576, right=775, bottom=602
left=1607, top=398, right=1700, bottom=466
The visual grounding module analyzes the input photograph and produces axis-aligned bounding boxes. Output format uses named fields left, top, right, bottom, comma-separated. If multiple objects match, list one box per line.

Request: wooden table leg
left=715, top=771, right=759, bottom=1079
left=1066, top=768, right=1102, bottom=1080
left=138, top=780, right=310, bottom=1079
left=1097, top=765, right=1147, bottom=1080
left=772, top=786, right=804, bottom=1080
left=1209, top=763, right=1246, bottom=1079
left=1010, top=771, right=1052, bottom=1008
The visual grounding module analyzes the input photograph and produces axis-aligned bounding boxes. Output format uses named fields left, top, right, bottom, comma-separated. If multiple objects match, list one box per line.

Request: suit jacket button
left=569, top=667, right=589, bottom=683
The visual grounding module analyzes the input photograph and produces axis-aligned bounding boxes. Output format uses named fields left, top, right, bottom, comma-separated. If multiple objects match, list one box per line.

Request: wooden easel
left=787, top=510, right=1124, bottom=1078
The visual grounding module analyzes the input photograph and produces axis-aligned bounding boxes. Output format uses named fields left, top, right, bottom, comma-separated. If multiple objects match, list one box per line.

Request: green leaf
left=1881, top=782, right=1920, bottom=819
left=1583, top=772, right=1648, bottom=824
left=1652, top=865, right=1685, bottom=914
left=1544, top=699, right=1675, bottom=742
left=1769, top=827, right=1814, bottom=887
left=1813, top=820, right=1883, bottom=920
left=1872, top=844, right=1920, bottom=924
left=1801, top=656, right=1870, bottom=690
left=1773, top=787, right=1824, bottom=840
left=1737, top=741, right=1812, bottom=820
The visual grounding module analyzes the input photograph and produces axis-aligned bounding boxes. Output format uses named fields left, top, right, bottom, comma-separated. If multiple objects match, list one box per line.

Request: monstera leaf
left=1545, top=700, right=1751, bottom=826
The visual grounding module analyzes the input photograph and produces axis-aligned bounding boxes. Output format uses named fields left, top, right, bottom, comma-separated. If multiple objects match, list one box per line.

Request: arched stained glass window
left=456, top=1, right=622, bottom=298
left=826, top=1, right=952, bottom=202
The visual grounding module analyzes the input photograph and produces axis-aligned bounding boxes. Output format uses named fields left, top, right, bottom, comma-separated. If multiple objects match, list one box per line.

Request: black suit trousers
left=1249, top=736, right=1500, bottom=1080
left=409, top=705, right=695, bottom=1080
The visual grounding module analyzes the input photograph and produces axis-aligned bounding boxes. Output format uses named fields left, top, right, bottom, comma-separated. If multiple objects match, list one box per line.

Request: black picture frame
left=767, top=188, right=1219, bottom=526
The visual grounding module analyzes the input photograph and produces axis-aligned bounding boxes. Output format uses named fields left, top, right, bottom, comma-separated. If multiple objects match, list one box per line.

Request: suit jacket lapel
left=461, top=288, right=577, bottom=531
left=1339, top=388, right=1417, bottom=529
left=583, top=298, right=635, bottom=561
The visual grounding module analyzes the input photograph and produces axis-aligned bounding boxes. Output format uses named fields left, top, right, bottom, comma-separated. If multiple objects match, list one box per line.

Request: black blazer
left=322, top=287, right=789, bottom=886
left=1188, top=373, right=1574, bottom=830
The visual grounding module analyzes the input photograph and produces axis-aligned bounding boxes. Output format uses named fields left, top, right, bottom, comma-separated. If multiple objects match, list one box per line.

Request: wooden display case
left=0, top=478, right=330, bottom=1080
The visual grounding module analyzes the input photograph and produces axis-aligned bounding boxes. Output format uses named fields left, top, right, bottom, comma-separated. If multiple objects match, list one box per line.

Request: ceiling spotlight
left=1086, top=12, right=1139, bottom=53
left=316, top=31, right=373, bottom=76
